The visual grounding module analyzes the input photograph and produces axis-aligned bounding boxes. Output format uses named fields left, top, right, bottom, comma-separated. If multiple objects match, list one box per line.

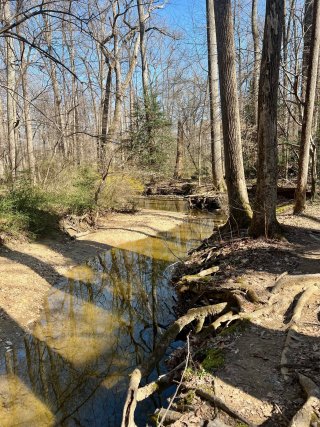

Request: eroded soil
left=164, top=203, right=320, bottom=427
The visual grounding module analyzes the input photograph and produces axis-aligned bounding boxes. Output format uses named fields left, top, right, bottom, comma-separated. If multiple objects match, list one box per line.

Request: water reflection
left=135, top=196, right=189, bottom=213
left=0, top=200, right=224, bottom=426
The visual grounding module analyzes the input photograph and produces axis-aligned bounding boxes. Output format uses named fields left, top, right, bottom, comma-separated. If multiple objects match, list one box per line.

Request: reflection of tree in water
left=0, top=245, right=176, bottom=426
left=0, top=207, right=222, bottom=426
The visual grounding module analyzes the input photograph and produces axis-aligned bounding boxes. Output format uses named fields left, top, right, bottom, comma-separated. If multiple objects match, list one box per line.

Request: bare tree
left=206, top=0, right=226, bottom=191
left=251, top=0, right=260, bottom=126
left=173, top=119, right=184, bottom=179
left=3, top=0, right=17, bottom=180
left=214, top=0, right=252, bottom=228
left=250, top=0, right=284, bottom=238
left=294, top=0, right=320, bottom=213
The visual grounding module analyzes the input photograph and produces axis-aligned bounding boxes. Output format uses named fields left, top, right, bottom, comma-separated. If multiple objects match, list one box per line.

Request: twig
left=158, top=334, right=191, bottom=426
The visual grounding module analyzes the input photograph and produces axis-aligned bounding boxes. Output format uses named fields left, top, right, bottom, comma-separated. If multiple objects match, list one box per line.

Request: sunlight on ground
left=0, top=374, right=54, bottom=426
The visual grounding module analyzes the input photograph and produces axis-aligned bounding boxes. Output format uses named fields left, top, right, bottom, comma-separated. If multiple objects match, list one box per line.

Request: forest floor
left=0, top=208, right=185, bottom=354
left=158, top=203, right=320, bottom=427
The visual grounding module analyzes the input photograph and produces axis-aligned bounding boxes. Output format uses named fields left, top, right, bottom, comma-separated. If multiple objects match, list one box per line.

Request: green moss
left=184, top=367, right=207, bottom=380
left=201, top=348, right=224, bottom=372
left=219, top=319, right=250, bottom=337
left=183, top=390, right=195, bottom=405
left=236, top=423, right=249, bottom=427
left=276, top=204, right=292, bottom=214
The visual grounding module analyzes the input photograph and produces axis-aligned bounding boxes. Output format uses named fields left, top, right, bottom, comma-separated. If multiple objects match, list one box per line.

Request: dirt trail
left=0, top=209, right=185, bottom=353
left=154, top=204, right=320, bottom=427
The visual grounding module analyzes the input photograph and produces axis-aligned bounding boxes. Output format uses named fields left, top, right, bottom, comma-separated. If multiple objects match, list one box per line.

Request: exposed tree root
left=121, top=303, right=227, bottom=427
left=271, top=273, right=320, bottom=294
left=154, top=408, right=183, bottom=424
left=281, top=283, right=320, bottom=380
left=190, top=387, right=255, bottom=426
left=289, top=374, right=320, bottom=427
left=122, top=269, right=320, bottom=427
left=136, top=361, right=186, bottom=402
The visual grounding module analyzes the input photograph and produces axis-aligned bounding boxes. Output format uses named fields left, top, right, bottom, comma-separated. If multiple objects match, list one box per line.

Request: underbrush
left=0, top=166, right=143, bottom=242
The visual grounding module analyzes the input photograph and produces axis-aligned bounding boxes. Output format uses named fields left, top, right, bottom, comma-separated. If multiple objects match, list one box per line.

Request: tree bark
left=214, top=0, right=252, bottom=228
left=43, top=16, right=66, bottom=157
left=249, top=0, right=284, bottom=238
left=206, top=0, right=226, bottom=191
left=251, top=0, right=260, bottom=127
left=302, top=0, right=314, bottom=102
left=294, top=0, right=320, bottom=213
left=98, top=61, right=113, bottom=170
left=173, top=120, right=184, bottom=179
left=4, top=0, right=17, bottom=181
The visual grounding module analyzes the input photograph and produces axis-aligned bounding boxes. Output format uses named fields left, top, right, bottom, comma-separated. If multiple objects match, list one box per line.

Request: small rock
left=5, top=341, right=12, bottom=346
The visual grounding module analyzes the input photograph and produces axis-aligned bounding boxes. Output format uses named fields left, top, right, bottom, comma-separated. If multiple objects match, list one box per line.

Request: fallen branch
left=289, top=374, right=320, bottom=427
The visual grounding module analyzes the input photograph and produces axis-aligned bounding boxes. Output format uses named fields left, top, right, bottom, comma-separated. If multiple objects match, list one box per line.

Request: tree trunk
left=294, top=0, right=320, bottom=213
left=43, top=16, right=66, bottom=157
left=206, top=0, right=226, bottom=191
left=302, top=0, right=314, bottom=102
left=4, top=0, right=17, bottom=181
left=173, top=120, right=184, bottom=180
left=137, top=0, right=152, bottom=153
left=249, top=0, right=284, bottom=238
left=98, top=62, right=113, bottom=170
left=251, top=0, right=260, bottom=127
left=214, top=0, right=252, bottom=228
left=21, top=63, right=36, bottom=183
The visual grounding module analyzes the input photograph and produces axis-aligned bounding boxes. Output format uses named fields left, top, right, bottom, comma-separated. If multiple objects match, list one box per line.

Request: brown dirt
left=0, top=209, right=185, bottom=354
left=165, top=203, right=320, bottom=427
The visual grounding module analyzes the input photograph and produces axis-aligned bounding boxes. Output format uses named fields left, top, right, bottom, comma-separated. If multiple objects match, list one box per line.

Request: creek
left=0, top=197, right=224, bottom=426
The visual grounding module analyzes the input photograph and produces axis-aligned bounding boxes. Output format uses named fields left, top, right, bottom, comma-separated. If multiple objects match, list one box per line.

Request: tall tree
left=206, top=0, right=225, bottom=191
left=4, top=0, right=17, bottom=180
left=173, top=119, right=184, bottom=179
left=302, top=0, right=314, bottom=101
left=250, top=0, right=284, bottom=238
left=214, top=0, right=252, bottom=227
left=294, top=0, right=320, bottom=213
left=251, top=0, right=260, bottom=127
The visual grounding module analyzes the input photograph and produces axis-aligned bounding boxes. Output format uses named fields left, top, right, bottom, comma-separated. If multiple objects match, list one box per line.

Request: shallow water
left=0, top=199, right=224, bottom=426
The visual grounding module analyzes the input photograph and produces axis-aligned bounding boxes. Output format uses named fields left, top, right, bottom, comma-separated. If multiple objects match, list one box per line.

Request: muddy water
left=0, top=200, right=224, bottom=427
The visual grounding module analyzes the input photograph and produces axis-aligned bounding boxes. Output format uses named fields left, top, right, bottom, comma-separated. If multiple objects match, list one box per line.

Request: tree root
left=272, top=273, right=320, bottom=294
left=281, top=283, right=320, bottom=380
left=122, top=269, right=320, bottom=427
left=289, top=374, right=320, bottom=427
left=154, top=408, right=183, bottom=424
left=189, top=387, right=255, bottom=426
left=136, top=361, right=186, bottom=402
left=121, top=303, right=227, bottom=427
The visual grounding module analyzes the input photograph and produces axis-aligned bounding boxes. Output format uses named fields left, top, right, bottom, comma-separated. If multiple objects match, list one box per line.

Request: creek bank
left=144, top=180, right=227, bottom=212
left=0, top=208, right=186, bottom=354
left=121, top=203, right=320, bottom=427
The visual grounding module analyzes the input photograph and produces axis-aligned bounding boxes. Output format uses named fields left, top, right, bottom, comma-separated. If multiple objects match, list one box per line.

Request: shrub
left=0, top=181, right=57, bottom=239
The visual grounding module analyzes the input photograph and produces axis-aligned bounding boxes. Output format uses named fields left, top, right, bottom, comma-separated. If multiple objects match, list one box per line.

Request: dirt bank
left=122, top=203, right=320, bottom=427
left=0, top=209, right=185, bottom=352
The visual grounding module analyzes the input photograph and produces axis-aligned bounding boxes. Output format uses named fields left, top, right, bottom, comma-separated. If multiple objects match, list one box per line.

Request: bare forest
left=0, top=1, right=319, bottom=427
